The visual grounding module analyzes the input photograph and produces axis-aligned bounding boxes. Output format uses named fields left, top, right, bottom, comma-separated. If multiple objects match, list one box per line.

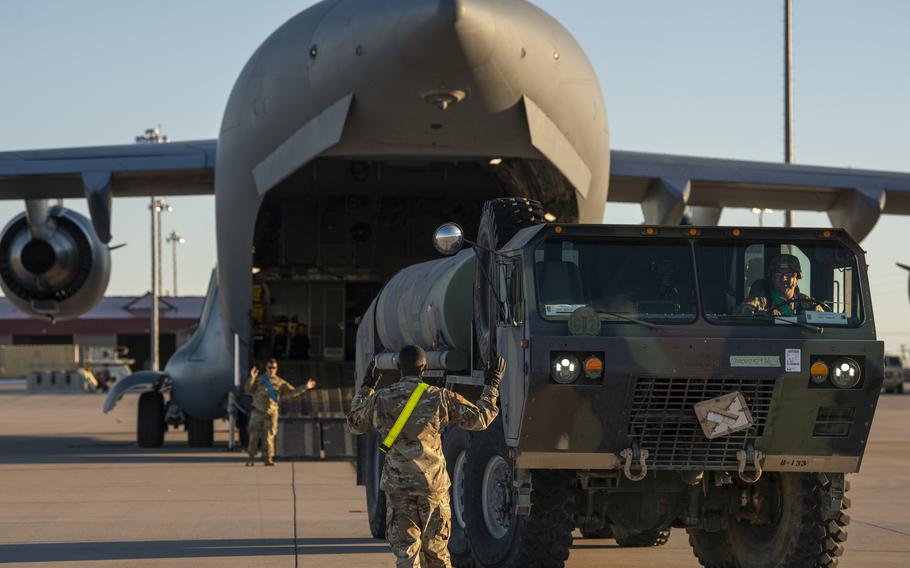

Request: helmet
left=769, top=254, right=802, bottom=277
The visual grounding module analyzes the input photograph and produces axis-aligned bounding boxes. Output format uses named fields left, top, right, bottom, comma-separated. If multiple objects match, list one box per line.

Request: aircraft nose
left=390, top=0, right=497, bottom=72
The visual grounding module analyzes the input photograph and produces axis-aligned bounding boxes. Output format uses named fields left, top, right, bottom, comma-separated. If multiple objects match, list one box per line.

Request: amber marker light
left=688, top=228, right=699, bottom=236
left=644, top=227, right=655, bottom=236
left=822, top=230, right=833, bottom=238
left=731, top=228, right=742, bottom=237
left=554, top=226, right=563, bottom=234
left=583, top=356, right=604, bottom=379
left=810, top=360, right=829, bottom=384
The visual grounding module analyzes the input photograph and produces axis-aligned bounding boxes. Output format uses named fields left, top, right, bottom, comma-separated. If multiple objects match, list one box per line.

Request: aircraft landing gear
left=137, top=391, right=165, bottom=448
left=187, top=415, right=214, bottom=447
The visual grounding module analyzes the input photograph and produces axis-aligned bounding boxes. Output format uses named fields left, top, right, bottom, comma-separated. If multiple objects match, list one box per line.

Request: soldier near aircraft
left=347, top=345, right=504, bottom=568
left=739, top=253, right=826, bottom=316
left=244, top=358, right=316, bottom=466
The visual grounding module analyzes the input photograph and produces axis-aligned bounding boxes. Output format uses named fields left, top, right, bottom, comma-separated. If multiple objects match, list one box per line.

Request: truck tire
left=364, top=430, right=387, bottom=539
left=462, top=422, right=575, bottom=567
left=687, top=527, right=736, bottom=568
left=690, top=473, right=850, bottom=568
left=187, top=415, right=214, bottom=447
left=611, top=524, right=671, bottom=547
left=474, top=198, right=544, bottom=364
left=443, top=427, right=475, bottom=567
left=137, top=391, right=165, bottom=448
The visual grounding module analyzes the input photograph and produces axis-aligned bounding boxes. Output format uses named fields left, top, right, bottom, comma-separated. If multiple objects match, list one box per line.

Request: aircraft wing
left=3, top=142, right=910, bottom=240
left=609, top=150, right=910, bottom=241
left=0, top=140, right=216, bottom=200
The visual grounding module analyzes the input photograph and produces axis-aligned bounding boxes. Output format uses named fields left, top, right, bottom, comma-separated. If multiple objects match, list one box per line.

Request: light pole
left=166, top=231, right=186, bottom=296
left=149, top=198, right=171, bottom=371
left=156, top=200, right=172, bottom=294
left=137, top=128, right=170, bottom=371
left=784, top=0, right=794, bottom=227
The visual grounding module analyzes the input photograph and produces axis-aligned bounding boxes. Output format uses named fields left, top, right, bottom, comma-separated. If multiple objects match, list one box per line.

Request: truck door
left=495, top=255, right=527, bottom=446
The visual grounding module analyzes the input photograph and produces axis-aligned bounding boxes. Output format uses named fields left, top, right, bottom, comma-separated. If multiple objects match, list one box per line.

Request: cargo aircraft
left=1, top=0, right=910, bottom=446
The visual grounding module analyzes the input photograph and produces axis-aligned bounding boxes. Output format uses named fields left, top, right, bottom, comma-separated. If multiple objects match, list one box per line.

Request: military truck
left=354, top=198, right=882, bottom=568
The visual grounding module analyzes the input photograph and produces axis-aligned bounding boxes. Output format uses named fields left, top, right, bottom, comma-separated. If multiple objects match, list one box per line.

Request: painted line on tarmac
left=854, top=518, right=910, bottom=538
left=292, top=460, right=299, bottom=567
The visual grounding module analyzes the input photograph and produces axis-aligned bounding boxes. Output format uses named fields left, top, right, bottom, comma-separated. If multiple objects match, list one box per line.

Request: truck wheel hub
left=453, top=449, right=468, bottom=529
left=481, top=455, right=513, bottom=538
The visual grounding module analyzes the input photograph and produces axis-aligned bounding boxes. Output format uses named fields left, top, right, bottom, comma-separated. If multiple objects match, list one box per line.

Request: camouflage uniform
left=347, top=376, right=499, bottom=568
left=244, top=374, right=309, bottom=464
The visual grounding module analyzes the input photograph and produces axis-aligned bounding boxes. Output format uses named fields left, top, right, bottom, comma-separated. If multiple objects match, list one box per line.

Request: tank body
left=362, top=248, right=475, bottom=371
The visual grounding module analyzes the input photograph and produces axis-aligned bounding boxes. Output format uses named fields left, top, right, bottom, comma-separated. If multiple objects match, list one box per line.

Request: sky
left=0, top=0, right=908, bottom=353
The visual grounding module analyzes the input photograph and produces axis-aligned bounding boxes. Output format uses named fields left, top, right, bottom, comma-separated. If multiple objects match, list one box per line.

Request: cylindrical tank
left=357, top=249, right=475, bottom=374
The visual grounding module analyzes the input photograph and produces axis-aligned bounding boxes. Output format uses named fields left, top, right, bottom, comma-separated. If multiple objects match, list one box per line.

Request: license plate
left=694, top=391, right=754, bottom=440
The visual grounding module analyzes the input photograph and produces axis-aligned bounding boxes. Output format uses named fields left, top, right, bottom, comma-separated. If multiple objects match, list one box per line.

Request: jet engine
left=0, top=205, right=110, bottom=320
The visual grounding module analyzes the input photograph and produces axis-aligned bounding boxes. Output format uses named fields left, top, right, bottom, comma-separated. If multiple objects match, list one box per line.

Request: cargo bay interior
left=250, top=157, right=576, bottom=392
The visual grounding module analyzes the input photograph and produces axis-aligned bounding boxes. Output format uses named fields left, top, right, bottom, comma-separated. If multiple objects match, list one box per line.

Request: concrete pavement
left=0, top=382, right=908, bottom=567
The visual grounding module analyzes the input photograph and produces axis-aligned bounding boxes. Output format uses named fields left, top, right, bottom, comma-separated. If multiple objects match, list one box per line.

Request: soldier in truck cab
left=739, top=253, right=826, bottom=316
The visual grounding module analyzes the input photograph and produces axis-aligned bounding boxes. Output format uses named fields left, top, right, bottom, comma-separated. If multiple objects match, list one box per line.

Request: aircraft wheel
left=137, top=391, right=165, bottom=448
left=187, top=415, right=214, bottom=447
left=364, top=430, right=387, bottom=539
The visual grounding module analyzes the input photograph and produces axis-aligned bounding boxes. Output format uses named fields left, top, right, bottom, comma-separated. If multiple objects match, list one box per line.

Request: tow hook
left=736, top=445, right=765, bottom=484
left=620, top=444, right=649, bottom=481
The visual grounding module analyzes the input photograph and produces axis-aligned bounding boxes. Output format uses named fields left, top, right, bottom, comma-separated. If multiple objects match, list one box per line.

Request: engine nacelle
left=0, top=206, right=111, bottom=320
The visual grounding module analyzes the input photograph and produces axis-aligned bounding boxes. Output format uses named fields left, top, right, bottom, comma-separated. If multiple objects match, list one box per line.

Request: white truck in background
left=883, top=354, right=908, bottom=393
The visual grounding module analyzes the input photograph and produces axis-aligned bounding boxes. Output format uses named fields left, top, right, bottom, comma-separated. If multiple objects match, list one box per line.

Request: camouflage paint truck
left=354, top=198, right=882, bottom=568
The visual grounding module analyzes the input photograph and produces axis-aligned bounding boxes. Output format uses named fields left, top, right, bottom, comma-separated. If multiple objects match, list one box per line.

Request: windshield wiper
left=596, top=311, right=662, bottom=330
left=713, top=313, right=822, bottom=334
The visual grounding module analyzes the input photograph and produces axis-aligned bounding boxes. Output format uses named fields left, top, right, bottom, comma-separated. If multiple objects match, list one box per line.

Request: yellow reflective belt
left=379, top=382, right=428, bottom=454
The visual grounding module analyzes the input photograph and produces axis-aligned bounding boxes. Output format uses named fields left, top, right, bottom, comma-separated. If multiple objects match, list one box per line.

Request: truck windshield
left=695, top=240, right=863, bottom=326
left=535, top=239, right=697, bottom=323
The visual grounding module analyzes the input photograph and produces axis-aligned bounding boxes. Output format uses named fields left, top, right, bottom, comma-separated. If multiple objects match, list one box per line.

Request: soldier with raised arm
left=244, top=358, right=316, bottom=466
left=347, top=345, right=504, bottom=568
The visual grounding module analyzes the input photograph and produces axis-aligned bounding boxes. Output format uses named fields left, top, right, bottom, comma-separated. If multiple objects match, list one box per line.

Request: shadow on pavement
left=0, top=434, right=246, bottom=465
left=571, top=542, right=622, bottom=550
left=0, top=537, right=387, bottom=562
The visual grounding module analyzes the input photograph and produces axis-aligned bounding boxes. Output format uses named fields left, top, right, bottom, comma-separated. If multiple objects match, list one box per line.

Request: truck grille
left=627, top=376, right=777, bottom=470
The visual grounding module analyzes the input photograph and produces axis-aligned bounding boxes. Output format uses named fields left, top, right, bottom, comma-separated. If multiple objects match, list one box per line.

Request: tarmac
left=1, top=381, right=909, bottom=567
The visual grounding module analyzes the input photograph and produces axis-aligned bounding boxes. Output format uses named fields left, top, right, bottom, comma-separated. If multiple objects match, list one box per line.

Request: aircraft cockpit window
left=535, top=239, right=697, bottom=323
left=696, top=240, right=864, bottom=327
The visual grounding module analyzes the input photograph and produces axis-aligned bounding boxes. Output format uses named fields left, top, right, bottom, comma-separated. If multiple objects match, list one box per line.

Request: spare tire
left=474, top=198, right=544, bottom=364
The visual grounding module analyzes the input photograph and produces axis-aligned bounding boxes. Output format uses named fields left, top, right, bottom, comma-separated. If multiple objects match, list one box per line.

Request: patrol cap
left=769, top=254, right=802, bottom=277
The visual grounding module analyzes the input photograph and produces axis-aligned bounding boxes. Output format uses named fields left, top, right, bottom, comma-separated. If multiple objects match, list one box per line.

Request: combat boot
left=245, top=455, right=255, bottom=467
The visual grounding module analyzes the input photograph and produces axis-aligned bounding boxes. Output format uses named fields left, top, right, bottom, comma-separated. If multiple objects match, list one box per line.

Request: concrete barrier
left=26, top=369, right=97, bottom=392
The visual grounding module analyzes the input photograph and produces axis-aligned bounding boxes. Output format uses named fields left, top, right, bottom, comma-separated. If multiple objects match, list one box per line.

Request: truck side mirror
left=433, top=223, right=465, bottom=256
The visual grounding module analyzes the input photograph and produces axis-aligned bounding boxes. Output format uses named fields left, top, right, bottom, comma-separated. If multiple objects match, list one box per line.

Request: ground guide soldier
left=347, top=345, right=503, bottom=567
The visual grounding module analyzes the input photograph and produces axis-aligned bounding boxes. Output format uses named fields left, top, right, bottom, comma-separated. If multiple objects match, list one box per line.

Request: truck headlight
left=552, top=354, right=580, bottom=384
left=830, top=358, right=861, bottom=389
